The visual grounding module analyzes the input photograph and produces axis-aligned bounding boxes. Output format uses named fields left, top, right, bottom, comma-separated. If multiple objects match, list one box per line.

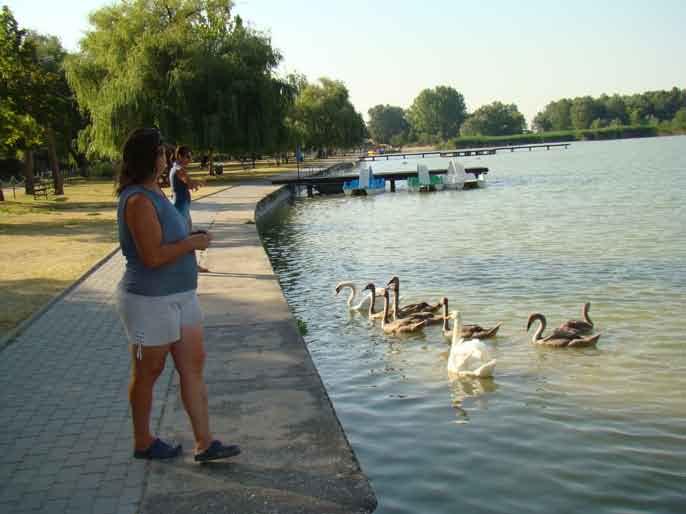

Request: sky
left=5, top=0, right=686, bottom=126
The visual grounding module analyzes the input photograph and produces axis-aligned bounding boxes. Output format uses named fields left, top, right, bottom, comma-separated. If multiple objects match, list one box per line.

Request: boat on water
left=444, top=160, right=467, bottom=189
left=444, top=159, right=487, bottom=189
left=408, top=164, right=444, bottom=192
left=343, top=166, right=386, bottom=196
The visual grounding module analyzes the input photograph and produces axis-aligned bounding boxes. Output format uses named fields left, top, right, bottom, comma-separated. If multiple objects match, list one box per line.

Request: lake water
left=258, top=136, right=686, bottom=514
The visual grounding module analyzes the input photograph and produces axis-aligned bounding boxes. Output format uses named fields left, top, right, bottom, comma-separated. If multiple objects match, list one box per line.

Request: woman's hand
left=188, top=231, right=213, bottom=250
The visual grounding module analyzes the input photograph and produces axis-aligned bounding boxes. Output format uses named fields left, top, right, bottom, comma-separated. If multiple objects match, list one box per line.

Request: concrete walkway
left=0, top=184, right=376, bottom=514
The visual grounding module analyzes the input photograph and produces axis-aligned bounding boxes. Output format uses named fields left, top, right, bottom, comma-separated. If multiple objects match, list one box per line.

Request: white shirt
left=168, top=162, right=180, bottom=203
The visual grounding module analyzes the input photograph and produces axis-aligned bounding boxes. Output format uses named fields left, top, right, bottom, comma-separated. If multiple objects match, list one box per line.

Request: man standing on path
left=169, top=145, right=209, bottom=272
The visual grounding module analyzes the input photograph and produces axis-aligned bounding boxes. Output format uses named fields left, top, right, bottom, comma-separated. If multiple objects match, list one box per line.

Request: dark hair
left=116, top=128, right=164, bottom=195
left=175, top=145, right=191, bottom=162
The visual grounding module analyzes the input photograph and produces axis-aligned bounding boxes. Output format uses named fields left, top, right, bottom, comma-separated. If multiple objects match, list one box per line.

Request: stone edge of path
left=0, top=184, right=235, bottom=352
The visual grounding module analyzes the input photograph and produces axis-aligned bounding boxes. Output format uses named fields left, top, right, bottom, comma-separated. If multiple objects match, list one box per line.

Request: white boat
left=444, top=160, right=467, bottom=190
left=445, top=159, right=487, bottom=189
left=343, top=166, right=385, bottom=196
left=408, top=163, right=444, bottom=192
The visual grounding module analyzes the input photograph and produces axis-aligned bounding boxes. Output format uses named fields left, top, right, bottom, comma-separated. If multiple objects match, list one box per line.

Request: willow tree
left=65, top=0, right=293, bottom=162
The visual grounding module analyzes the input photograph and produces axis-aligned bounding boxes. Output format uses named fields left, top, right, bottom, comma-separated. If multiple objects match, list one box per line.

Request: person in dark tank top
left=169, top=145, right=208, bottom=272
left=115, top=128, right=240, bottom=462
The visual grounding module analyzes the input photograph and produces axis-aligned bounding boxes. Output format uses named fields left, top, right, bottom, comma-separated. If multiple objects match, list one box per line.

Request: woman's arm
left=125, top=193, right=211, bottom=269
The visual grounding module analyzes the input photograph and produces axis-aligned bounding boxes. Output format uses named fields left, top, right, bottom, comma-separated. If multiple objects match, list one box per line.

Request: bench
left=32, top=181, right=52, bottom=200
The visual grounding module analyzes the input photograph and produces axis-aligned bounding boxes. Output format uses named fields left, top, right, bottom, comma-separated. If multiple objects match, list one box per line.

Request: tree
left=460, top=101, right=526, bottom=136
left=672, top=108, right=686, bottom=130
left=407, top=86, right=467, bottom=141
left=602, top=94, right=628, bottom=125
left=0, top=7, right=85, bottom=195
left=26, top=32, right=87, bottom=193
left=534, top=87, right=685, bottom=133
left=0, top=7, right=50, bottom=193
left=289, top=78, right=366, bottom=153
left=532, top=99, right=572, bottom=132
left=570, top=96, right=597, bottom=130
left=65, top=0, right=293, bottom=163
left=367, top=104, right=408, bottom=144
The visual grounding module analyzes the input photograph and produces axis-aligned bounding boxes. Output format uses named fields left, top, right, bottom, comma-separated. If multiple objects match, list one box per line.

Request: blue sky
left=6, top=0, right=686, bottom=125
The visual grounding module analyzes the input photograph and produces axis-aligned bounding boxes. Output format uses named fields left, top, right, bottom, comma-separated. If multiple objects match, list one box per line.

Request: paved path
left=0, top=184, right=375, bottom=514
left=0, top=190, right=218, bottom=514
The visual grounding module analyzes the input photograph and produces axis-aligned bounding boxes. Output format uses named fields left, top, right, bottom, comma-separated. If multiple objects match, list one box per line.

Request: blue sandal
left=194, top=440, right=241, bottom=462
left=133, top=438, right=182, bottom=460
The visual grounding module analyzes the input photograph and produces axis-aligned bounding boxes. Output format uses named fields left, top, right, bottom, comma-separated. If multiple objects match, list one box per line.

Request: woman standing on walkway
left=115, top=127, right=240, bottom=462
left=169, top=145, right=208, bottom=272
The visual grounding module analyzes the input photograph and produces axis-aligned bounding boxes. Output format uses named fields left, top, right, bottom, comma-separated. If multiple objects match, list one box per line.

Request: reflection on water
left=259, top=137, right=686, bottom=514
left=449, top=377, right=498, bottom=421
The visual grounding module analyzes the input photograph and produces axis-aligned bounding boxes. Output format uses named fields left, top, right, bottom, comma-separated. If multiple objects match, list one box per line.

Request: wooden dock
left=360, top=142, right=570, bottom=161
left=271, top=142, right=570, bottom=196
left=271, top=167, right=489, bottom=195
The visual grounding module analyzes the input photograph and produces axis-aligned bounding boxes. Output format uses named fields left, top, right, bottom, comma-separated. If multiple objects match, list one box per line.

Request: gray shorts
left=116, top=286, right=202, bottom=347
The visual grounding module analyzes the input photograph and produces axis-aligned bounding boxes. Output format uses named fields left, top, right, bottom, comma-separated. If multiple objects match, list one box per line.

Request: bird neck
left=367, top=288, right=377, bottom=315
left=382, top=294, right=390, bottom=325
left=452, top=315, right=463, bottom=344
left=347, top=285, right=356, bottom=306
left=532, top=315, right=546, bottom=341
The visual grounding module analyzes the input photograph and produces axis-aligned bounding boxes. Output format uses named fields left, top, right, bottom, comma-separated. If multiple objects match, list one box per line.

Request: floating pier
left=271, top=167, right=488, bottom=196
left=273, top=142, right=570, bottom=196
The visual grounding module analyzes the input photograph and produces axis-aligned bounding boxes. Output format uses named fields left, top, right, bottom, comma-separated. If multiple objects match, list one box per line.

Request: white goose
left=446, top=311, right=497, bottom=378
left=335, top=281, right=384, bottom=311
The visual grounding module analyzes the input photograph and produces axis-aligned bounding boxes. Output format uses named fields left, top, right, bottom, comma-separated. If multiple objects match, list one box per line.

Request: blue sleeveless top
left=117, top=185, right=197, bottom=296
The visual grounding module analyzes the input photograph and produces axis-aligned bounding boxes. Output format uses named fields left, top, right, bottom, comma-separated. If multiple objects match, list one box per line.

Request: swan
left=558, top=302, right=594, bottom=334
left=446, top=311, right=497, bottom=378
left=527, top=313, right=600, bottom=348
left=335, top=281, right=384, bottom=311
left=404, top=300, right=446, bottom=326
left=440, top=298, right=502, bottom=339
left=386, top=276, right=442, bottom=320
left=378, top=287, right=428, bottom=335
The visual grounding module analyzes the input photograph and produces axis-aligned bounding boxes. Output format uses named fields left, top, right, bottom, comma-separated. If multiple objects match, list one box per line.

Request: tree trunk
left=0, top=187, right=4, bottom=202
left=47, top=127, right=64, bottom=195
left=69, top=147, right=88, bottom=177
left=209, top=148, right=214, bottom=175
left=24, top=150, right=35, bottom=194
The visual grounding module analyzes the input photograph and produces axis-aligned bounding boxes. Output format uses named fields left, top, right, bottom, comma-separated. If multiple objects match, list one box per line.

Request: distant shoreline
left=440, top=125, right=685, bottom=150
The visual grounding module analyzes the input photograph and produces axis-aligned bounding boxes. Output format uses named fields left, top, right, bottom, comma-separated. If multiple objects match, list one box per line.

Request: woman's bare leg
left=129, top=344, right=170, bottom=451
left=170, top=325, right=212, bottom=452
